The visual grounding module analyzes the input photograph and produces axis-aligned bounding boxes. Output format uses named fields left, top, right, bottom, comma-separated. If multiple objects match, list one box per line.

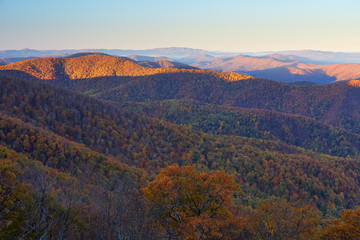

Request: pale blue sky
left=1, top=0, right=359, bottom=51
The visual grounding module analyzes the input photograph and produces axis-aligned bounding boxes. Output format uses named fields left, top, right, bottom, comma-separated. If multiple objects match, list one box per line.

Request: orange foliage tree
left=322, top=207, right=360, bottom=240
left=247, top=199, right=322, bottom=240
left=0, top=159, right=28, bottom=231
left=143, top=164, right=239, bottom=239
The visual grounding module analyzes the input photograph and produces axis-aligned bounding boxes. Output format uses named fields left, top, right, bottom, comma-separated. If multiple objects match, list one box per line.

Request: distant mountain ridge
left=191, top=55, right=360, bottom=84
left=121, top=99, right=360, bottom=157
left=1, top=48, right=360, bottom=63
left=274, top=50, right=360, bottom=64
left=0, top=56, right=38, bottom=65
left=1, top=54, right=359, bottom=136
left=2, top=48, right=360, bottom=84
left=3, top=73, right=360, bottom=223
left=3, top=49, right=360, bottom=238
left=0, top=47, right=223, bottom=59
left=0, top=54, right=251, bottom=81
left=126, top=55, right=198, bottom=69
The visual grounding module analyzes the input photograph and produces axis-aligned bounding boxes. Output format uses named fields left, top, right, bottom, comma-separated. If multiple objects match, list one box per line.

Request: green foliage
left=120, top=99, right=360, bottom=157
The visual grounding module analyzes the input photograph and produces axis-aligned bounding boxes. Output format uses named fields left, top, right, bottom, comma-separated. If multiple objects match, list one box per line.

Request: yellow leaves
left=347, top=80, right=360, bottom=88
left=339, top=192, right=344, bottom=200
left=322, top=207, right=360, bottom=240
left=0, top=159, right=29, bottom=225
left=143, top=164, right=239, bottom=239
left=248, top=200, right=322, bottom=240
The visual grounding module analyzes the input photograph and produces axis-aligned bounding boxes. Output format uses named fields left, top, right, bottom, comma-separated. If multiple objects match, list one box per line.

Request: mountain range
left=2, top=47, right=360, bottom=63
left=190, top=54, right=360, bottom=84
left=2, top=48, right=360, bottom=85
left=0, top=47, right=217, bottom=59
left=1, top=53, right=360, bottom=238
left=1, top=54, right=359, bottom=134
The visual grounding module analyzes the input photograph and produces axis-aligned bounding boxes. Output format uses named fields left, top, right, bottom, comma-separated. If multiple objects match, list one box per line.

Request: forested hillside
left=1, top=55, right=360, bottom=239
left=2, top=55, right=358, bottom=135
left=2, top=75, right=360, bottom=211
left=190, top=54, right=360, bottom=84
left=120, top=99, right=360, bottom=157
left=0, top=54, right=250, bottom=81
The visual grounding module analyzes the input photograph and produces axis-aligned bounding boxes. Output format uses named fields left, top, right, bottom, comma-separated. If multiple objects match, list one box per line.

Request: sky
left=1, top=0, right=360, bottom=52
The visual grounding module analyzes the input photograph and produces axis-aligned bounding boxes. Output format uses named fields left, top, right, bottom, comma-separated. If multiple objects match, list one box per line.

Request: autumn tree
left=143, top=164, right=239, bottom=240
left=0, top=159, right=28, bottom=230
left=247, top=199, right=322, bottom=240
left=322, top=207, right=360, bottom=240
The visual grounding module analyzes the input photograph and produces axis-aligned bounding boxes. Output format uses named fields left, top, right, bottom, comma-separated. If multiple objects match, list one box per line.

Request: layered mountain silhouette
left=2, top=48, right=360, bottom=63
left=2, top=52, right=360, bottom=235
left=1, top=54, right=360, bottom=136
left=126, top=55, right=198, bottom=69
left=2, top=48, right=360, bottom=85
left=0, top=54, right=249, bottom=81
left=120, top=99, right=360, bottom=157
left=190, top=55, right=360, bottom=84
left=0, top=56, right=38, bottom=65
left=0, top=47, right=219, bottom=59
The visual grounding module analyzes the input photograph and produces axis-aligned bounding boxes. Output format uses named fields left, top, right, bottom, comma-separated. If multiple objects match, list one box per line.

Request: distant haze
left=1, top=0, right=360, bottom=52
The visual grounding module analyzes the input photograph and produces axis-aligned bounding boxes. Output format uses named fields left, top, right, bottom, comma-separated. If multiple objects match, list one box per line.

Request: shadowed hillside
left=0, top=56, right=38, bottom=65
left=0, top=54, right=251, bottom=81
left=191, top=55, right=360, bottom=84
left=120, top=99, right=360, bottom=157
left=2, top=74, right=360, bottom=220
left=1, top=54, right=359, bottom=135
left=138, top=60, right=198, bottom=69
left=2, top=57, right=360, bottom=238
left=60, top=74, right=360, bottom=135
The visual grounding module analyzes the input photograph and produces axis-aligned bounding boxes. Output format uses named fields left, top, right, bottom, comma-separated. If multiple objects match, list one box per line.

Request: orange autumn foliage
left=143, top=164, right=240, bottom=240
left=247, top=200, right=322, bottom=240
left=322, top=207, right=360, bottom=240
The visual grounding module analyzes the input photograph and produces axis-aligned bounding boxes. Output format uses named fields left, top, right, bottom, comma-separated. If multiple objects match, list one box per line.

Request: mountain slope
left=120, top=99, right=360, bottom=157
left=126, top=55, right=173, bottom=62
left=2, top=74, right=360, bottom=218
left=191, top=55, right=360, bottom=84
left=191, top=55, right=301, bottom=72
left=275, top=50, right=360, bottom=64
left=126, top=55, right=198, bottom=69
left=67, top=75, right=360, bottom=135
left=0, top=57, right=38, bottom=65
left=0, top=47, right=217, bottom=59
left=137, top=60, right=198, bottom=69
left=0, top=54, right=251, bottom=81
left=1, top=54, right=359, bottom=135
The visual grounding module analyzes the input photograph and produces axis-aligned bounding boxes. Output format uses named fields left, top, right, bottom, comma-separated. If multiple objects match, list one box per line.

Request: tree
left=247, top=199, right=322, bottom=240
left=143, top=164, right=239, bottom=240
left=0, top=159, right=28, bottom=227
left=322, top=207, right=360, bottom=240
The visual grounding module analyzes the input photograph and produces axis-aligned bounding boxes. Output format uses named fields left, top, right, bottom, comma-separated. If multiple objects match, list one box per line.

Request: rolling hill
left=0, top=54, right=250, bottom=81
left=274, top=50, right=360, bottom=64
left=137, top=60, right=198, bottom=69
left=126, top=55, right=173, bottom=62
left=2, top=74, right=360, bottom=219
left=190, top=55, right=360, bottom=84
left=0, top=47, right=220, bottom=59
left=120, top=99, right=360, bottom=157
left=0, top=56, right=37, bottom=65
left=2, top=55, right=360, bottom=238
left=1, top=54, right=360, bottom=136
left=126, top=55, right=198, bottom=69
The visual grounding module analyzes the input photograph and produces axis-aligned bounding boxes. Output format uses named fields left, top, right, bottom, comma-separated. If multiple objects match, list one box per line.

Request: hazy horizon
left=1, top=47, right=360, bottom=55
left=1, top=0, right=360, bottom=52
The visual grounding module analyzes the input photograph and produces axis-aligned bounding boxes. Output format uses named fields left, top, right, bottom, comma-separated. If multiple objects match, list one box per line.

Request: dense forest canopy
left=1, top=55, right=360, bottom=239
